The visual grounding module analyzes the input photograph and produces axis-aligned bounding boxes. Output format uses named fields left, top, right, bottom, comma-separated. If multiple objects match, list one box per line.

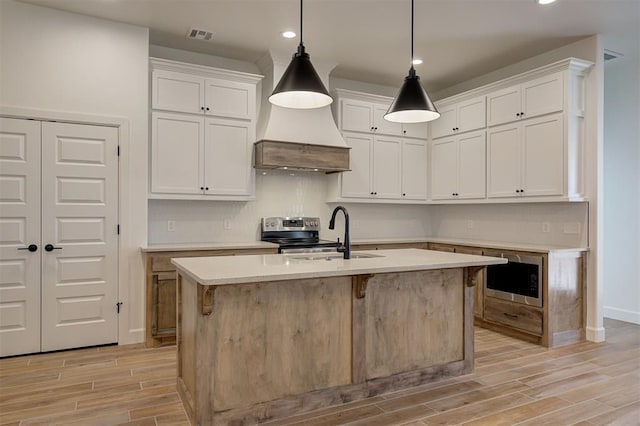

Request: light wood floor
left=1, top=319, right=638, bottom=426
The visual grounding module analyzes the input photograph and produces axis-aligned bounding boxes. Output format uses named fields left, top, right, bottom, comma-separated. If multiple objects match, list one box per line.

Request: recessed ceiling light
left=282, top=31, right=296, bottom=39
left=537, top=0, right=557, bottom=4
left=412, top=59, right=423, bottom=65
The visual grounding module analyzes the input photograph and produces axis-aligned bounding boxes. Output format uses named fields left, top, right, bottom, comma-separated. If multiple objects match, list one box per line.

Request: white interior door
left=40, top=122, right=119, bottom=352
left=0, top=118, right=41, bottom=357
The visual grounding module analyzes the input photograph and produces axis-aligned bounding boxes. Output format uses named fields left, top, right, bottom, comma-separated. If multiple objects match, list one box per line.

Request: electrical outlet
left=167, top=220, right=175, bottom=232
left=542, top=222, right=550, bottom=233
left=223, top=219, right=232, bottom=230
left=467, top=220, right=474, bottom=229
left=563, top=222, right=581, bottom=234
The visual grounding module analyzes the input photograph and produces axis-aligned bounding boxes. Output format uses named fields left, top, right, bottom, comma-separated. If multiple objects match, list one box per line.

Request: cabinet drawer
left=427, top=243, right=456, bottom=253
left=484, top=297, right=543, bottom=335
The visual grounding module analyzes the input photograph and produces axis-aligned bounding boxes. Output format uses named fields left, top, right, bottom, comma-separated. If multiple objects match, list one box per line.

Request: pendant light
left=384, top=0, right=440, bottom=123
left=269, top=0, right=332, bottom=109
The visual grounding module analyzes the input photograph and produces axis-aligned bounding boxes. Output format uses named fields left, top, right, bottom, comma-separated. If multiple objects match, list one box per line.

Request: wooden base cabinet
left=143, top=247, right=277, bottom=347
left=428, top=242, right=586, bottom=347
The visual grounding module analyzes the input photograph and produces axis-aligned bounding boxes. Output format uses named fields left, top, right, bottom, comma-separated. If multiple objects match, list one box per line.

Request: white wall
left=0, top=1, right=149, bottom=344
left=149, top=171, right=431, bottom=244
left=429, top=203, right=588, bottom=248
left=603, top=29, right=640, bottom=324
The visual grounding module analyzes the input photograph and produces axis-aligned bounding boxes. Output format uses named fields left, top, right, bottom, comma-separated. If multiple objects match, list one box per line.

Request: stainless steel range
left=260, top=217, right=341, bottom=254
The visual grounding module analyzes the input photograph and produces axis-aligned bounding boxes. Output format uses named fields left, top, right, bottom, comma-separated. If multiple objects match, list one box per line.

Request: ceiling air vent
left=187, top=28, right=214, bottom=42
left=604, top=49, right=623, bottom=62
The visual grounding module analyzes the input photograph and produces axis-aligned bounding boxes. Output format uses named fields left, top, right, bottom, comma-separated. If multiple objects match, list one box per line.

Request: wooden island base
left=176, top=267, right=481, bottom=425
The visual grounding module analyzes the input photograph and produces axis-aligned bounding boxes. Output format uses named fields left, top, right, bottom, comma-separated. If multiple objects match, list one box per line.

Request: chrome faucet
left=329, top=206, right=350, bottom=259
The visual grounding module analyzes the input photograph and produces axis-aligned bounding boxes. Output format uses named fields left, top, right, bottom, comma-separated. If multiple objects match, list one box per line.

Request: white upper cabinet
left=401, top=139, right=428, bottom=199
left=430, top=131, right=486, bottom=200
left=149, top=58, right=262, bottom=200
left=487, top=72, right=563, bottom=127
left=430, top=95, right=486, bottom=139
left=152, top=70, right=205, bottom=115
left=487, top=114, right=563, bottom=198
left=153, top=69, right=256, bottom=120
left=332, top=89, right=429, bottom=203
left=341, top=98, right=403, bottom=136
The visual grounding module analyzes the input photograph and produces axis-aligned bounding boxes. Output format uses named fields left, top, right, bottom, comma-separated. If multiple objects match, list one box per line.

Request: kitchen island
left=172, top=249, right=506, bottom=425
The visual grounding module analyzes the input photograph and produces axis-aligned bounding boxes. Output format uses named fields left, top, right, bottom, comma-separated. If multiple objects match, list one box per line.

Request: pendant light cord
left=300, top=0, right=304, bottom=46
left=410, top=0, right=414, bottom=69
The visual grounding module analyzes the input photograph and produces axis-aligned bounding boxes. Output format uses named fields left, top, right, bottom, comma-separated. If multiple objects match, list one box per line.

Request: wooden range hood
left=253, top=139, right=350, bottom=173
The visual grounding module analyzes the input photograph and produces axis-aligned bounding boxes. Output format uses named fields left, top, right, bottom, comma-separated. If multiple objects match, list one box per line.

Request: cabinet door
left=152, top=70, right=205, bottom=114
left=458, top=131, right=486, bottom=199
left=373, top=104, right=402, bottom=136
left=457, top=96, right=486, bottom=133
left=521, top=114, right=564, bottom=197
left=373, top=136, right=402, bottom=199
left=341, top=99, right=373, bottom=133
left=151, top=112, right=204, bottom=194
left=341, top=133, right=373, bottom=198
left=203, top=118, right=253, bottom=195
left=204, top=78, right=255, bottom=120
left=522, top=72, right=563, bottom=120
left=430, top=103, right=457, bottom=139
left=487, top=124, right=521, bottom=198
left=487, top=85, right=521, bottom=127
left=402, top=122, right=428, bottom=139
left=401, top=139, right=427, bottom=200
left=430, top=137, right=458, bottom=200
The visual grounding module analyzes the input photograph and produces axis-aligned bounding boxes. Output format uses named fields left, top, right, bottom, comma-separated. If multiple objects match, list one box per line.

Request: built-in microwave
left=484, top=250, right=544, bottom=308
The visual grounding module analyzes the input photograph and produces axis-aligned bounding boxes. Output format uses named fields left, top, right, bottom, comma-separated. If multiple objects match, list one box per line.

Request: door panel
left=373, top=104, right=402, bottom=136
left=430, top=138, right=458, bottom=200
left=373, top=136, right=402, bottom=199
left=152, top=70, right=204, bottom=114
left=522, top=72, right=563, bottom=120
left=341, top=133, right=373, bottom=198
left=41, top=122, right=118, bottom=352
left=522, top=114, right=564, bottom=196
left=0, top=118, right=41, bottom=356
left=204, top=78, right=253, bottom=120
left=401, top=140, right=427, bottom=200
left=458, top=132, right=486, bottom=199
left=430, top=104, right=456, bottom=139
left=151, top=112, right=204, bottom=194
left=487, top=124, right=521, bottom=198
left=457, top=96, right=486, bottom=133
left=341, top=100, right=373, bottom=133
left=487, top=85, right=521, bottom=127
left=203, top=118, right=252, bottom=195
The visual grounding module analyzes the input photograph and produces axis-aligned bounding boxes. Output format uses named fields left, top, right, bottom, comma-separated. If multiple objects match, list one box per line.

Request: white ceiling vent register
left=187, top=28, right=214, bottom=41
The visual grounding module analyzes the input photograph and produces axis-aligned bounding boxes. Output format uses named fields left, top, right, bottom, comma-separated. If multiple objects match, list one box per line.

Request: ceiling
left=17, top=0, right=640, bottom=92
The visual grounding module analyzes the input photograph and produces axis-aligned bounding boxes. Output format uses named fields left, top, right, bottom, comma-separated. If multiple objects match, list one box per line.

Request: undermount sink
left=289, top=252, right=384, bottom=261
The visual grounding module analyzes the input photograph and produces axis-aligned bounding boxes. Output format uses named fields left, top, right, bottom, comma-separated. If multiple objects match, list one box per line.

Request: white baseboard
left=119, top=327, right=145, bottom=345
left=586, top=326, right=606, bottom=342
left=604, top=306, right=640, bottom=325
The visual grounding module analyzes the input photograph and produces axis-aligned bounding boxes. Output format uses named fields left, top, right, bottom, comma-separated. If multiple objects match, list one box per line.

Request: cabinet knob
left=374, top=127, right=378, bottom=131
left=402, top=193, right=406, bottom=196
left=370, top=127, right=374, bottom=131
left=206, top=107, right=210, bottom=111
left=374, top=192, right=377, bottom=195
left=205, top=187, right=209, bottom=190
left=520, top=112, right=524, bottom=116
left=200, top=186, right=204, bottom=190
left=201, top=107, right=205, bottom=111
left=403, top=130, right=407, bottom=134
left=370, top=191, right=374, bottom=195
left=516, top=189, right=521, bottom=193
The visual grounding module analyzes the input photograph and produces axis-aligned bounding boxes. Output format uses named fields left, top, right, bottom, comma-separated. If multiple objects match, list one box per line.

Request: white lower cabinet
left=431, top=131, right=486, bottom=200
left=339, top=132, right=425, bottom=201
left=487, top=113, right=563, bottom=198
left=151, top=112, right=253, bottom=198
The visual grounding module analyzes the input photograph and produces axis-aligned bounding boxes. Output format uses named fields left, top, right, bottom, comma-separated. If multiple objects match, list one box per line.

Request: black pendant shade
left=384, top=67, right=440, bottom=123
left=269, top=43, right=333, bottom=109
left=268, top=0, right=333, bottom=109
left=384, top=0, right=440, bottom=123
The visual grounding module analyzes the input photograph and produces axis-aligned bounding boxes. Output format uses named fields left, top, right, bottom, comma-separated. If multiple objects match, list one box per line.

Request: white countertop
left=424, top=238, right=588, bottom=253
left=171, top=248, right=507, bottom=286
left=140, top=241, right=278, bottom=252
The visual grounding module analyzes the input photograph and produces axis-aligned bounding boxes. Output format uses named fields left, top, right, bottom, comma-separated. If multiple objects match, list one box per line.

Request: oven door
left=484, top=250, right=543, bottom=307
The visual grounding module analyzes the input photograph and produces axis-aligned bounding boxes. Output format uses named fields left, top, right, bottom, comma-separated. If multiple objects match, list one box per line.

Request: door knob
left=18, top=244, right=38, bottom=252
left=44, top=244, right=62, bottom=252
